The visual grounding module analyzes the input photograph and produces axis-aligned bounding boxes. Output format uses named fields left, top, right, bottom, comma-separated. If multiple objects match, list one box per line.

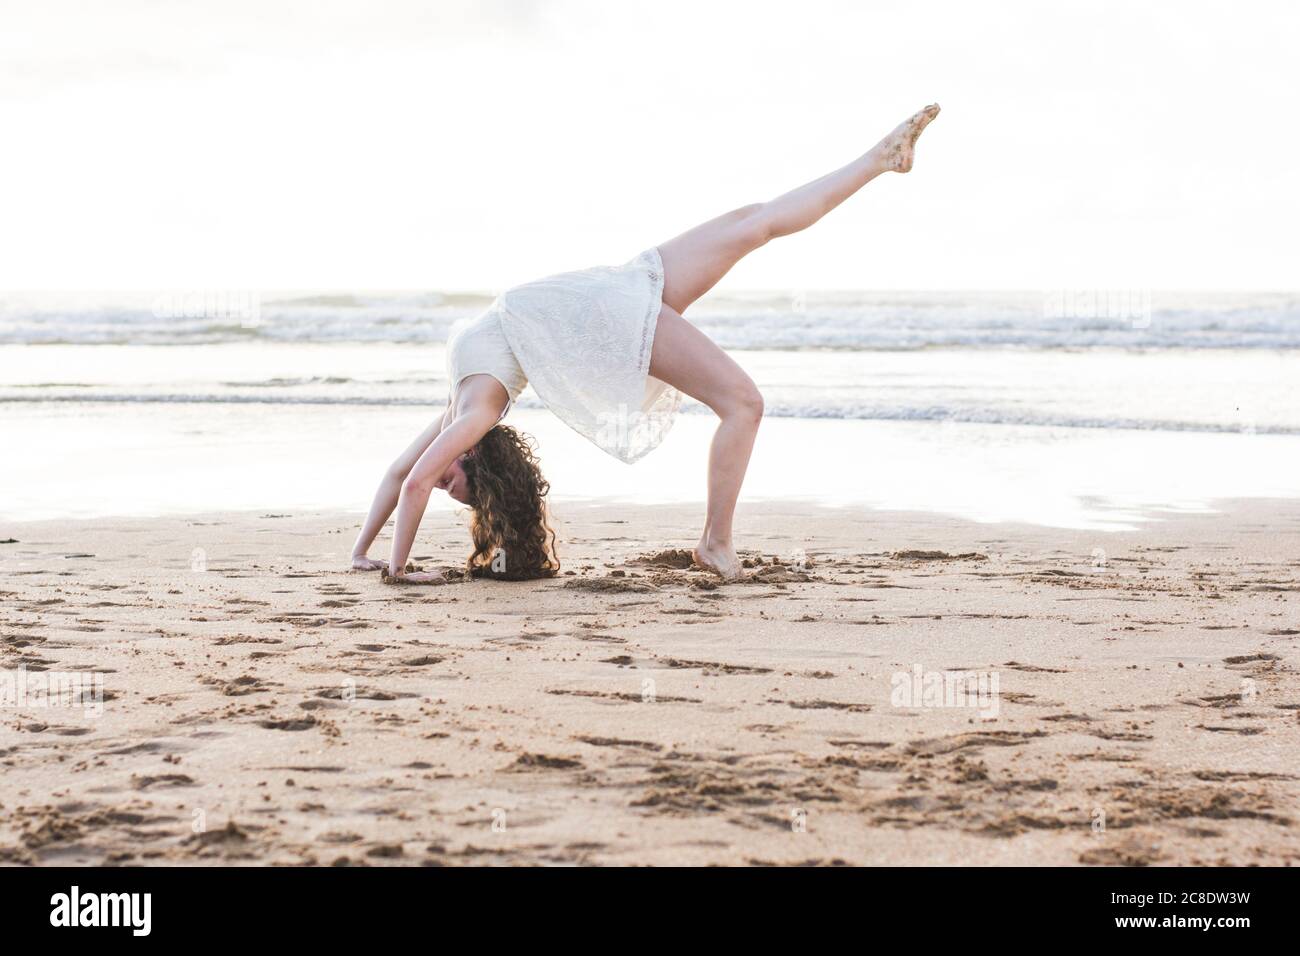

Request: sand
left=1, top=499, right=1298, bottom=866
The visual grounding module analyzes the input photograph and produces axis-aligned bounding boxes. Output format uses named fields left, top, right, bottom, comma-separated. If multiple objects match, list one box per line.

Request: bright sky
left=2, top=0, right=1297, bottom=292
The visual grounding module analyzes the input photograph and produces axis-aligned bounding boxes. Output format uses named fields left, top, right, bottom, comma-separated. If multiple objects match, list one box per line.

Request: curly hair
left=460, top=425, right=560, bottom=580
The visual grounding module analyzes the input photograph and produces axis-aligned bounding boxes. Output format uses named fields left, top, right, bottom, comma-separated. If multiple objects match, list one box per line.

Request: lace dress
left=446, top=247, right=681, bottom=463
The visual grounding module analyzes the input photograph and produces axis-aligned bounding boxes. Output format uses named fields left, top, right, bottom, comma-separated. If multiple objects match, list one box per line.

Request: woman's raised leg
left=657, top=104, right=939, bottom=314
left=649, top=104, right=940, bottom=578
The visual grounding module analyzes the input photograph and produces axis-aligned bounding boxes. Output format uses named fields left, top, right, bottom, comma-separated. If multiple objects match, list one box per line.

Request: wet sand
left=2, top=499, right=1298, bottom=866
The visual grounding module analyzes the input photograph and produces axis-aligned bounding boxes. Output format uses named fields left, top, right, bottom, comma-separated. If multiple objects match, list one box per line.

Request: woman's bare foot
left=693, top=538, right=743, bottom=582
left=351, top=554, right=388, bottom=572
left=872, top=103, right=940, bottom=173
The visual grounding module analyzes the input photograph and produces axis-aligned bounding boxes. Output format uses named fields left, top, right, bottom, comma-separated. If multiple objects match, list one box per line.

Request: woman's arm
left=386, top=408, right=498, bottom=577
left=350, top=412, right=450, bottom=569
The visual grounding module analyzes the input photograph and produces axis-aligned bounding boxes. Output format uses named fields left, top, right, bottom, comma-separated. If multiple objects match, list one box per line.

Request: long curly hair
left=460, top=425, right=559, bottom=580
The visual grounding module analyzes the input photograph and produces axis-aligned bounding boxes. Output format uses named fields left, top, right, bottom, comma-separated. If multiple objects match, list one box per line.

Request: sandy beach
left=3, top=498, right=1297, bottom=866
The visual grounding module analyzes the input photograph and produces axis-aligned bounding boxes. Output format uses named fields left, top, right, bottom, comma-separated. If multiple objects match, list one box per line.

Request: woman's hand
left=351, top=554, right=389, bottom=572
left=382, top=566, right=454, bottom=586
left=387, top=409, right=498, bottom=574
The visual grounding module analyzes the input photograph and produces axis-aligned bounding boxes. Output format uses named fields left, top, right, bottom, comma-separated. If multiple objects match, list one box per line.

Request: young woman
left=351, top=104, right=940, bottom=583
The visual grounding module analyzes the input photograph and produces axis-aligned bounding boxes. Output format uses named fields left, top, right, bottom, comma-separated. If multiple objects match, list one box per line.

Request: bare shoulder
left=448, top=374, right=509, bottom=425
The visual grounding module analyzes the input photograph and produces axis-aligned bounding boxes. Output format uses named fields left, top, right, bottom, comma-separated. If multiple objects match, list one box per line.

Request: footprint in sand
left=890, top=550, right=988, bottom=562
left=627, top=549, right=695, bottom=570
left=401, top=654, right=445, bottom=666
left=1003, top=660, right=1067, bottom=674
left=510, top=753, right=584, bottom=771
left=131, top=773, right=196, bottom=790
left=1223, top=652, right=1281, bottom=666
left=257, top=716, right=318, bottom=731
left=299, top=699, right=345, bottom=711
left=547, top=688, right=702, bottom=704
left=573, top=734, right=663, bottom=752
left=218, top=675, right=276, bottom=697
left=904, top=729, right=1046, bottom=756
left=772, top=698, right=872, bottom=713
left=1196, top=724, right=1265, bottom=735
left=659, top=657, right=772, bottom=676
left=1078, top=837, right=1163, bottom=866
left=1039, top=712, right=1094, bottom=723
left=562, top=576, right=658, bottom=593
left=314, top=686, right=415, bottom=701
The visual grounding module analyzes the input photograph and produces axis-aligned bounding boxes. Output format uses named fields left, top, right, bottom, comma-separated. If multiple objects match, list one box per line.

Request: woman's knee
left=732, top=203, right=772, bottom=247
left=720, top=378, right=764, bottom=425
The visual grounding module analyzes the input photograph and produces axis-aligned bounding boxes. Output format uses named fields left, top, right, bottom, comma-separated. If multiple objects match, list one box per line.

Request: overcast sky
left=2, top=0, right=1297, bottom=292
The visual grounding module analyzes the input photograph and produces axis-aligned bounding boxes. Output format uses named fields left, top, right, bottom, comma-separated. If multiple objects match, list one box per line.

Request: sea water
left=2, top=290, right=1298, bottom=529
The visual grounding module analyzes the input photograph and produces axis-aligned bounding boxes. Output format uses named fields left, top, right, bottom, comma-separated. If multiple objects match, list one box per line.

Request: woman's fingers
left=381, top=567, right=448, bottom=585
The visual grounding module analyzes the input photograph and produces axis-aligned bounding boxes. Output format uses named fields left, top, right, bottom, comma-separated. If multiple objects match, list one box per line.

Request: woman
left=351, top=104, right=940, bottom=583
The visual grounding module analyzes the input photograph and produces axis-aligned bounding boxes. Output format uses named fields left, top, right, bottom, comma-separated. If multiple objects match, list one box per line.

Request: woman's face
left=436, top=455, right=471, bottom=504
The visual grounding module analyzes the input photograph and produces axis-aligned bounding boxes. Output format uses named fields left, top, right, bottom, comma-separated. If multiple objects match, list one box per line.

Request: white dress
left=445, top=247, right=681, bottom=464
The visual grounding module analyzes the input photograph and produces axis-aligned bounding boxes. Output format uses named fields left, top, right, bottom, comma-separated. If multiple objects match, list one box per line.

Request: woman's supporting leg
left=649, top=105, right=940, bottom=577
left=657, top=104, right=939, bottom=314
left=648, top=303, right=763, bottom=580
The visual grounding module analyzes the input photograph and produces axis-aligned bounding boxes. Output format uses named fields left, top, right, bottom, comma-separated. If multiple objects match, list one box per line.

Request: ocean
left=3, top=290, right=1298, bottom=528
